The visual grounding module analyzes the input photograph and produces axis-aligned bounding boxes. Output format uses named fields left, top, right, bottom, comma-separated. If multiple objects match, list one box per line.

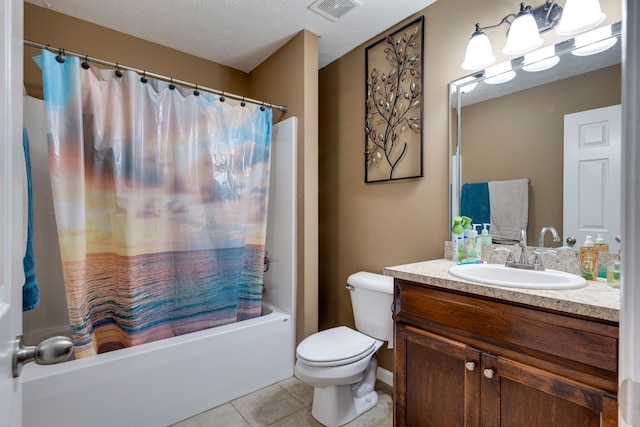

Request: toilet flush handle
left=345, top=285, right=355, bottom=291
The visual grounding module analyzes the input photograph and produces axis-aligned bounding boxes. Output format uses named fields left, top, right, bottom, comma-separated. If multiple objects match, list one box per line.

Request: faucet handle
left=531, top=249, right=557, bottom=270
left=535, top=249, right=558, bottom=256
left=495, top=247, right=516, bottom=264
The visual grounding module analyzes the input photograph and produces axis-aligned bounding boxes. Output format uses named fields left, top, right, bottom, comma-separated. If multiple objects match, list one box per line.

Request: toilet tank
left=347, top=272, right=394, bottom=347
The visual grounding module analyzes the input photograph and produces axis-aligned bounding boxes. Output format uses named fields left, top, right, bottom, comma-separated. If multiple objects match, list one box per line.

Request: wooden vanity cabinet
left=393, top=278, right=619, bottom=427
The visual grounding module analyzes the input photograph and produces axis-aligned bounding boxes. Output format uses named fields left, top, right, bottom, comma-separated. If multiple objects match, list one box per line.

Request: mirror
left=449, top=22, right=621, bottom=248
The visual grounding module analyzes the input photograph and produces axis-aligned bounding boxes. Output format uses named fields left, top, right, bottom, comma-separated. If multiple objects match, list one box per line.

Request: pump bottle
left=451, top=217, right=464, bottom=262
left=594, top=233, right=609, bottom=278
left=579, top=236, right=598, bottom=280
left=481, top=223, right=492, bottom=245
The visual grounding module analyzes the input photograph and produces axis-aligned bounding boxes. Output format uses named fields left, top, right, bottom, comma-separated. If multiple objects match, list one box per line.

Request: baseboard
left=376, top=366, right=393, bottom=388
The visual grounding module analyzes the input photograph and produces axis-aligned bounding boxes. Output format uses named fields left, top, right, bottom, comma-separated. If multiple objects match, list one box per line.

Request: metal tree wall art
left=365, top=16, right=424, bottom=183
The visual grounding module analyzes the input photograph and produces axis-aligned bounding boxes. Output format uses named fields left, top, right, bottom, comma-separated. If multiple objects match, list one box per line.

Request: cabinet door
left=395, top=324, right=481, bottom=427
left=481, top=353, right=617, bottom=427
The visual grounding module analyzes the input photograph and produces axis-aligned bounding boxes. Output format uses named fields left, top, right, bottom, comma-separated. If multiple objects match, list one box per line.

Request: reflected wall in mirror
left=450, top=22, right=621, bottom=249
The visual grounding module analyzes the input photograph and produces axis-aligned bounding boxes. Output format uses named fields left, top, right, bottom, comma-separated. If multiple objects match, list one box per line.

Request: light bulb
left=556, top=0, right=606, bottom=36
left=503, top=9, right=543, bottom=55
left=462, top=29, right=496, bottom=70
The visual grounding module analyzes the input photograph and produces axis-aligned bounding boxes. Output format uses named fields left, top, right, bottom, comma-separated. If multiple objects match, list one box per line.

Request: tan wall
left=462, top=66, right=621, bottom=245
left=23, top=4, right=319, bottom=345
left=318, top=0, right=622, bottom=372
left=250, top=31, right=320, bottom=343
left=24, top=3, right=249, bottom=99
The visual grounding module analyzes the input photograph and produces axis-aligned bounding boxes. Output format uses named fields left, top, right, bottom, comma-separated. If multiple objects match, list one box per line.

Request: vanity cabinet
left=393, top=278, right=619, bottom=427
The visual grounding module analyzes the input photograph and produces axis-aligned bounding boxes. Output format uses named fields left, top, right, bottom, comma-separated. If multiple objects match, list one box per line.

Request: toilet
left=295, top=271, right=394, bottom=427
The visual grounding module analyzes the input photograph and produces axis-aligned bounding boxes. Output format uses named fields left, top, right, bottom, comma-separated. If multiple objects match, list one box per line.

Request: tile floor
left=172, top=377, right=393, bottom=427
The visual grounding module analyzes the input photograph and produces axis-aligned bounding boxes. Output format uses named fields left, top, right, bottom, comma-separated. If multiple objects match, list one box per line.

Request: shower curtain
left=38, top=50, right=272, bottom=358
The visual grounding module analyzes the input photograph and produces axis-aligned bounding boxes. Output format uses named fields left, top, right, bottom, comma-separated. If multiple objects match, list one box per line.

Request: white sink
left=448, top=263, right=588, bottom=290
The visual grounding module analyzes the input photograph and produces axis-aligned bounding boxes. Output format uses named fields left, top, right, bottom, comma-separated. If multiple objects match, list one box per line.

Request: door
left=481, top=354, right=617, bottom=426
left=563, top=105, right=621, bottom=249
left=0, top=0, right=24, bottom=425
left=395, top=324, right=481, bottom=427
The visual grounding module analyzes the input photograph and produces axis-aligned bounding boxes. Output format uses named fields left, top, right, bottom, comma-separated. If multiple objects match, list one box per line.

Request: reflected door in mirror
left=563, top=104, right=621, bottom=248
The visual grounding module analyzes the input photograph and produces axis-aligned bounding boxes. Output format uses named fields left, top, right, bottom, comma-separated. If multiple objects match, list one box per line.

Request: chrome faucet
left=538, top=226, right=560, bottom=248
left=495, top=228, right=557, bottom=271
left=518, top=228, right=527, bottom=264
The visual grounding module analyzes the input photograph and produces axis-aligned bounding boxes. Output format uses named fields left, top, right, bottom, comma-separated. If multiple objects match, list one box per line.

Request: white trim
left=619, top=1, right=640, bottom=426
left=376, top=366, right=393, bottom=388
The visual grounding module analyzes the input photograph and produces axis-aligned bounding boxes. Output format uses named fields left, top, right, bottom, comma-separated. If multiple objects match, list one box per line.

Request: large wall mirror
left=449, top=21, right=621, bottom=249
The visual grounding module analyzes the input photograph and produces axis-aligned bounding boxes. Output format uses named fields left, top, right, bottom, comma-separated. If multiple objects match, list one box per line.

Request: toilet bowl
left=294, top=272, right=394, bottom=427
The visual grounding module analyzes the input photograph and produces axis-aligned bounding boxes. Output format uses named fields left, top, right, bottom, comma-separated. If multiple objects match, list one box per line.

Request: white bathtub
left=22, top=103, right=298, bottom=427
left=21, top=305, right=293, bottom=427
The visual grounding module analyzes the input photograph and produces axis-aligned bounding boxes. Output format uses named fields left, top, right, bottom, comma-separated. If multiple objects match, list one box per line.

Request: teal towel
left=460, top=182, right=490, bottom=226
left=23, top=128, right=40, bottom=312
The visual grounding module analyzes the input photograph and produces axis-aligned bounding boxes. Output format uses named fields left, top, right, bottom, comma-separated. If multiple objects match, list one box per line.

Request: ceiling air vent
left=308, top=0, right=363, bottom=23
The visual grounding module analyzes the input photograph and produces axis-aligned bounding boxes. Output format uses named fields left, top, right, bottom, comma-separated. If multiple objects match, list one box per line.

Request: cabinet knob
left=483, top=368, right=495, bottom=379
left=465, top=361, right=476, bottom=371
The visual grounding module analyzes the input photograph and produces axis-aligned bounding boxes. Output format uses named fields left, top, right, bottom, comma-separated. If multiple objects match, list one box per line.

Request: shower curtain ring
left=140, top=70, right=148, bottom=84
left=115, top=64, right=123, bottom=78
left=81, top=55, right=90, bottom=70
left=241, top=97, right=246, bottom=107
left=55, top=48, right=65, bottom=63
left=260, top=102, right=265, bottom=111
left=219, top=91, right=225, bottom=102
left=169, top=78, right=176, bottom=90
left=194, top=84, right=200, bottom=96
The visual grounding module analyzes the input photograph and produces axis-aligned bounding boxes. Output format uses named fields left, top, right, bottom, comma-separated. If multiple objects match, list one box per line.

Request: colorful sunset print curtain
left=38, top=50, right=272, bottom=358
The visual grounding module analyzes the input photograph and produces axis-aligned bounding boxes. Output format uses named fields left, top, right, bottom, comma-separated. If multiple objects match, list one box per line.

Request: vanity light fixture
left=461, top=0, right=606, bottom=71
left=462, top=2, right=561, bottom=70
left=502, top=3, right=543, bottom=56
left=522, top=45, right=560, bottom=72
left=483, top=62, right=517, bottom=85
left=571, top=25, right=617, bottom=56
left=556, top=0, right=606, bottom=35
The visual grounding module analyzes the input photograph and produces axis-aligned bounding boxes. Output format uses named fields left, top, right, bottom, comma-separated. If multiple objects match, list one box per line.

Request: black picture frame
left=365, top=16, right=424, bottom=183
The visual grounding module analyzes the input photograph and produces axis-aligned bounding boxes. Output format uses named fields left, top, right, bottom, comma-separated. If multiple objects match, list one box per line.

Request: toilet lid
left=296, top=326, right=377, bottom=367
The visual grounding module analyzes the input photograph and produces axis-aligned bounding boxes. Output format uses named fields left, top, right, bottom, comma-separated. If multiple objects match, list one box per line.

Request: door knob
left=12, top=335, right=74, bottom=378
left=483, top=368, right=495, bottom=379
left=465, top=361, right=476, bottom=371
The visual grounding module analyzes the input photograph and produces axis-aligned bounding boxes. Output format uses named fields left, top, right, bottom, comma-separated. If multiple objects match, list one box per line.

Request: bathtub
left=22, top=101, right=298, bottom=427
left=21, top=305, right=293, bottom=427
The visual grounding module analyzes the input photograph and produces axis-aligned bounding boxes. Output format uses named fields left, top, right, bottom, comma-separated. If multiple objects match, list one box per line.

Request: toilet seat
left=296, top=326, right=377, bottom=367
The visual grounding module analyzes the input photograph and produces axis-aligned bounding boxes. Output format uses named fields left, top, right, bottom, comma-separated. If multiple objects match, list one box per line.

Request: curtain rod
left=24, top=40, right=288, bottom=113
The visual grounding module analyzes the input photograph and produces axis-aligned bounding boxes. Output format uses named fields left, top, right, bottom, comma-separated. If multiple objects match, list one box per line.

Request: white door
left=0, top=0, right=25, bottom=425
left=563, top=105, right=621, bottom=249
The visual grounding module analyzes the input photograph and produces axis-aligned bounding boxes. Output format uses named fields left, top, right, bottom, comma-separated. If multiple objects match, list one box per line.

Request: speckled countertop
left=384, top=259, right=620, bottom=323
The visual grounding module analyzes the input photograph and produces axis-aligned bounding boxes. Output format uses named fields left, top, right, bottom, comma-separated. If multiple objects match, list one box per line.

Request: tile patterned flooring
left=172, top=377, right=393, bottom=427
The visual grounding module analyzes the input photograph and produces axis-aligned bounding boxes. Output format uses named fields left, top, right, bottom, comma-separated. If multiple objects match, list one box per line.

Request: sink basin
left=448, top=263, right=588, bottom=290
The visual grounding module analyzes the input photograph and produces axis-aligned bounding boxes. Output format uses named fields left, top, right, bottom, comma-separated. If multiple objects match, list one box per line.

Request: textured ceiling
left=25, top=0, right=437, bottom=73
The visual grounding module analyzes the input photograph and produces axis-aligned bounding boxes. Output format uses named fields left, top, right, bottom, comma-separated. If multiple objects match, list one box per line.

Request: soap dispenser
left=594, top=233, right=609, bottom=252
left=579, top=236, right=598, bottom=280
left=466, top=224, right=482, bottom=261
left=481, top=223, right=492, bottom=245
left=594, top=233, right=609, bottom=278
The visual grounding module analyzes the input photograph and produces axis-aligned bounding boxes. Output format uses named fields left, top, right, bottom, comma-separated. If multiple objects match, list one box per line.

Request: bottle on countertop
left=461, top=216, right=473, bottom=246
left=594, top=233, right=609, bottom=253
left=466, top=224, right=482, bottom=261
left=594, top=233, right=609, bottom=278
left=579, top=235, right=598, bottom=281
left=451, top=216, right=465, bottom=262
left=481, top=223, right=492, bottom=245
